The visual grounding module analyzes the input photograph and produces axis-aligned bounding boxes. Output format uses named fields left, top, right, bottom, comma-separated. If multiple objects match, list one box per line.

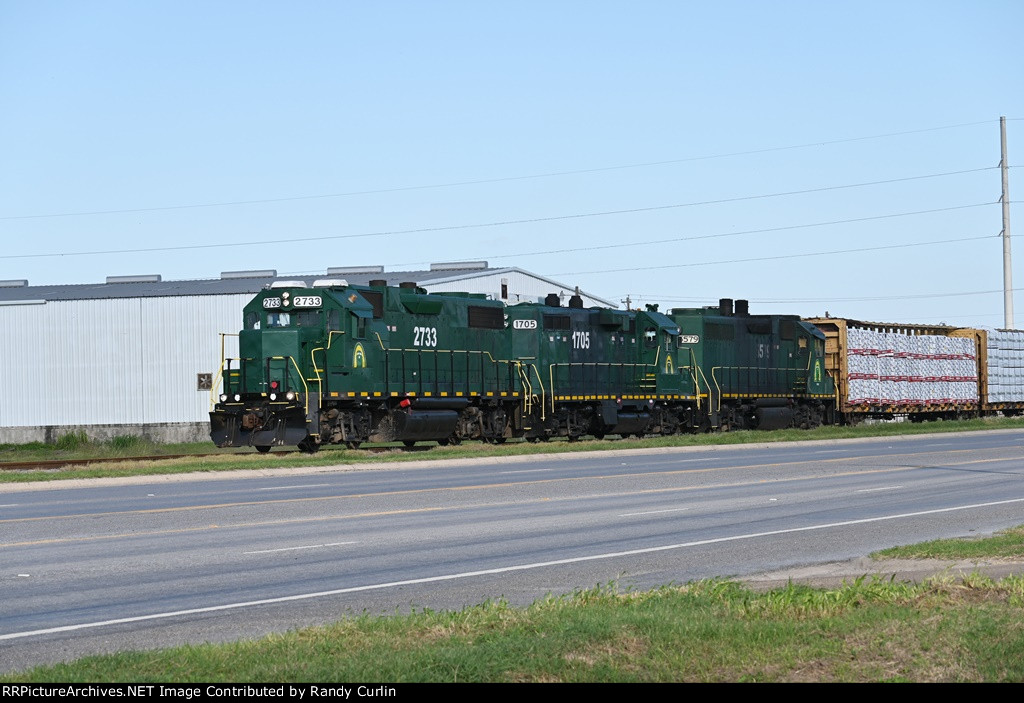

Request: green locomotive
left=211, top=279, right=519, bottom=452
left=667, top=298, right=835, bottom=431
left=210, top=283, right=835, bottom=451
left=503, top=293, right=695, bottom=440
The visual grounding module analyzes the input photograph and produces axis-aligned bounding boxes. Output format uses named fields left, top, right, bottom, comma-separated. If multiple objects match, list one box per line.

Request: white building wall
left=140, top=295, right=244, bottom=423
left=0, top=295, right=247, bottom=428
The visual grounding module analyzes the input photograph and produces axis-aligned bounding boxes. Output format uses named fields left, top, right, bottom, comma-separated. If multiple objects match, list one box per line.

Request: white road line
left=0, top=504, right=20, bottom=508
left=619, top=508, right=689, bottom=517
left=5, top=495, right=1024, bottom=642
left=498, top=469, right=554, bottom=474
left=646, top=458, right=713, bottom=463
left=856, top=486, right=905, bottom=493
left=243, top=542, right=356, bottom=555
left=258, top=484, right=332, bottom=491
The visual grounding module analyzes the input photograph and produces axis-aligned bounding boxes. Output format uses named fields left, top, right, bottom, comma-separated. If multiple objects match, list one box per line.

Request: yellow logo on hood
left=353, top=343, right=367, bottom=368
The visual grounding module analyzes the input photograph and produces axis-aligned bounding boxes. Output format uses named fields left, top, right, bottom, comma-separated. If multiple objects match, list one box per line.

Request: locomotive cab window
left=267, top=312, right=291, bottom=328
left=798, top=336, right=808, bottom=350
left=245, top=312, right=260, bottom=330
left=295, top=311, right=322, bottom=328
left=644, top=326, right=658, bottom=348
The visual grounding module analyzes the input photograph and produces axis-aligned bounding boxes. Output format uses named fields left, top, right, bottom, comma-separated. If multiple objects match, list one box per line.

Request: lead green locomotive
left=210, top=283, right=835, bottom=451
left=211, top=279, right=521, bottom=451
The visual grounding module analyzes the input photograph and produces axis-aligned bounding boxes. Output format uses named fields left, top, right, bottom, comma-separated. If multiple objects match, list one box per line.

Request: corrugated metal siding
left=140, top=296, right=244, bottom=423
left=0, top=295, right=247, bottom=427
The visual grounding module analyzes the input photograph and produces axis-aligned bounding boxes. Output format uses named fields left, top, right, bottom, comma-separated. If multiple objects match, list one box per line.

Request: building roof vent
left=0, top=280, right=28, bottom=288
left=327, top=265, right=385, bottom=275
left=106, top=275, right=162, bottom=284
left=429, top=261, right=488, bottom=271
left=221, top=269, right=277, bottom=279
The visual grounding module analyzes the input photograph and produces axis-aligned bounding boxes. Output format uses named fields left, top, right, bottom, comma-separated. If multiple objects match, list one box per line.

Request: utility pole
left=1001, top=116, right=1014, bottom=329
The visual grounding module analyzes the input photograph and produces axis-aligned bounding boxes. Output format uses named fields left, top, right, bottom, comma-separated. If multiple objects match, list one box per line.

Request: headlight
left=269, top=393, right=277, bottom=401
left=286, top=391, right=296, bottom=401
left=219, top=394, right=228, bottom=402
left=233, top=394, right=242, bottom=402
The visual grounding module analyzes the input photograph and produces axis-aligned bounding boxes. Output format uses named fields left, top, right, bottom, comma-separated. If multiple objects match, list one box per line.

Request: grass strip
left=873, top=525, right=1024, bottom=561
left=3, top=416, right=1023, bottom=483
left=3, top=575, right=1023, bottom=683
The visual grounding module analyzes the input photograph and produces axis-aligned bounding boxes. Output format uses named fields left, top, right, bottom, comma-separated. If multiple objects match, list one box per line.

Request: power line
left=0, top=120, right=999, bottom=221
left=397, top=201, right=996, bottom=265
left=551, top=234, right=996, bottom=277
left=0, top=167, right=997, bottom=260
left=631, top=288, right=1008, bottom=305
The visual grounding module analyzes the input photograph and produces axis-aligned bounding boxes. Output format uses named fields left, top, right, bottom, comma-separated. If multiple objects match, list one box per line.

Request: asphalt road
left=2, top=429, right=1023, bottom=674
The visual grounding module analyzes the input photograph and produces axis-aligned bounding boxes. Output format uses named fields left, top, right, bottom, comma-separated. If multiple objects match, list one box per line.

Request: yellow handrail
left=694, top=364, right=711, bottom=410
left=531, top=364, right=547, bottom=420
left=516, top=362, right=533, bottom=416
left=209, top=358, right=228, bottom=411
left=210, top=333, right=240, bottom=411
left=709, top=365, right=810, bottom=409
left=270, top=356, right=310, bottom=418
left=310, top=347, right=325, bottom=392
left=548, top=361, right=659, bottom=409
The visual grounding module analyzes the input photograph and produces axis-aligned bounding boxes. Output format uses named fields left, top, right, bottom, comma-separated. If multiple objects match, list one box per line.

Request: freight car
left=209, top=281, right=836, bottom=451
left=805, top=317, right=1024, bottom=423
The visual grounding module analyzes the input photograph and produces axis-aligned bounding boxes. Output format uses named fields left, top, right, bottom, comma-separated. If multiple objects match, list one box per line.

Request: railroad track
left=0, top=445, right=438, bottom=471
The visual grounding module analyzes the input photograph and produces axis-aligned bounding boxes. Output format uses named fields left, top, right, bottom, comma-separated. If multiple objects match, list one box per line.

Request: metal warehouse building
left=0, top=262, right=613, bottom=444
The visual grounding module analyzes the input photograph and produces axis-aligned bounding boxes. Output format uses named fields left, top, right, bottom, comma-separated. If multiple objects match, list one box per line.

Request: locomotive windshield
left=263, top=311, right=323, bottom=328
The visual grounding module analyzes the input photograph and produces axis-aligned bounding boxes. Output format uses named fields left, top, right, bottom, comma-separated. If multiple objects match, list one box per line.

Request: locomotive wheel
left=345, top=441, right=362, bottom=450
left=403, top=440, right=417, bottom=448
left=255, top=445, right=272, bottom=454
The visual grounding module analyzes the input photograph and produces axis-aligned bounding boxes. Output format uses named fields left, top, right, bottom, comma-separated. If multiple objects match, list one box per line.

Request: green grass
left=4, top=576, right=1023, bottom=682
left=2, top=415, right=1023, bottom=483
left=873, top=525, right=1024, bottom=561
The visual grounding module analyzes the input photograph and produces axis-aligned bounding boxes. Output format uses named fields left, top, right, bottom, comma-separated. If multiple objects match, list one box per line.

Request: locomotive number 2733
left=413, top=326, right=438, bottom=347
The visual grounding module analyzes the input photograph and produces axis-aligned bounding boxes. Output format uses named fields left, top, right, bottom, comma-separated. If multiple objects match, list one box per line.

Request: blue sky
left=1, top=1, right=1021, bottom=327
